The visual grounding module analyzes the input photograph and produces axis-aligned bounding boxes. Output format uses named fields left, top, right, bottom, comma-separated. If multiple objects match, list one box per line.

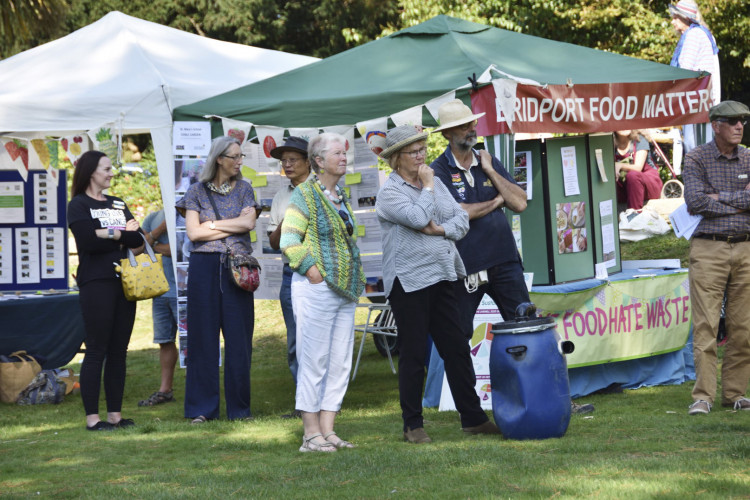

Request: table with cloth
left=0, top=293, right=85, bottom=370
left=423, top=268, right=695, bottom=407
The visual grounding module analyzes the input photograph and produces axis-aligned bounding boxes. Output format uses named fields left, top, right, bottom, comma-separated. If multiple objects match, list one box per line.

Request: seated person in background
left=614, top=130, right=663, bottom=210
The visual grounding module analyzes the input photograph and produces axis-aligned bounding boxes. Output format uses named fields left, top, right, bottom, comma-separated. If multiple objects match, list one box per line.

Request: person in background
left=376, top=124, right=500, bottom=443
left=138, top=209, right=178, bottom=407
left=431, top=99, right=594, bottom=415
left=682, top=100, right=750, bottom=415
left=281, top=132, right=365, bottom=452
left=67, top=150, right=144, bottom=431
left=267, top=136, right=312, bottom=420
left=176, top=136, right=257, bottom=423
left=614, top=130, right=664, bottom=210
left=668, top=0, right=721, bottom=153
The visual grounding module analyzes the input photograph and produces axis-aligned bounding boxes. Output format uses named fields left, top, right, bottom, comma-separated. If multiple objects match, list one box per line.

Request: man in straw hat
left=683, top=100, right=750, bottom=415
left=268, top=136, right=312, bottom=419
left=431, top=99, right=596, bottom=414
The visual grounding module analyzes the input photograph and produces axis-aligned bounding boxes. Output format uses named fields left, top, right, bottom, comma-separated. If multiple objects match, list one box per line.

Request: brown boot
left=403, top=426, right=432, bottom=443
left=462, top=420, right=501, bottom=435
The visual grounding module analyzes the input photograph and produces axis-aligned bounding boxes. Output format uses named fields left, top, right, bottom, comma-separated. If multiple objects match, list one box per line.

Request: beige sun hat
left=432, top=99, right=486, bottom=133
left=379, top=125, right=429, bottom=159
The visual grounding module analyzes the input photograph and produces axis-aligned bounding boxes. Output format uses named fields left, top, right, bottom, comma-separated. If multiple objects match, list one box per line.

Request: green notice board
left=508, top=135, right=620, bottom=285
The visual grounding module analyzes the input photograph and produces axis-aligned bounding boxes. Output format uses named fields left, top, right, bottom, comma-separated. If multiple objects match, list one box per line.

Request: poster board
left=0, top=169, right=69, bottom=292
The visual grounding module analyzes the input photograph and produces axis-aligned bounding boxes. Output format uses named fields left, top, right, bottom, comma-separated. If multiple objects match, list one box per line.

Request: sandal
left=138, top=390, right=175, bottom=407
left=299, top=433, right=336, bottom=453
left=191, top=415, right=207, bottom=424
left=323, top=431, right=356, bottom=449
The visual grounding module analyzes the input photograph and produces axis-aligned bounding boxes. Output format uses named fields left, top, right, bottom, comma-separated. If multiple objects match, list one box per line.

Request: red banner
left=472, top=77, right=711, bottom=135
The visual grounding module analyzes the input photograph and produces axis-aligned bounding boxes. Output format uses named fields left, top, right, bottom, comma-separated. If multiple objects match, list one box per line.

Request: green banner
left=530, top=272, right=691, bottom=368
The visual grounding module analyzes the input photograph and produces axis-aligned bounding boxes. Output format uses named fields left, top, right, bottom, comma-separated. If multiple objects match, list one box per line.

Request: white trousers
left=291, top=273, right=356, bottom=412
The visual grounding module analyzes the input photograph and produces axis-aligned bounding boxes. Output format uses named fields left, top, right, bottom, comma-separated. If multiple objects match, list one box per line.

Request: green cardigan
left=280, top=179, right=365, bottom=301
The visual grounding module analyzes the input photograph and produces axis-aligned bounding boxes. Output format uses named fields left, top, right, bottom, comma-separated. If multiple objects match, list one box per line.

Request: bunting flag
left=254, top=125, right=285, bottom=165
left=0, top=137, right=30, bottom=181
left=390, top=105, right=423, bottom=130
left=491, top=79, right=518, bottom=132
left=288, top=128, right=320, bottom=144
left=221, top=118, right=253, bottom=145
left=60, top=135, right=89, bottom=165
left=424, top=91, right=456, bottom=124
left=29, top=139, right=59, bottom=187
left=322, top=125, right=355, bottom=173
left=87, top=123, right=119, bottom=163
left=356, top=117, right=388, bottom=157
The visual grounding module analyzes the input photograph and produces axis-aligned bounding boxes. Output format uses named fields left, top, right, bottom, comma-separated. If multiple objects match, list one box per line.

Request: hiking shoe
left=138, top=390, right=175, bottom=407
left=462, top=420, right=501, bottom=435
left=403, top=427, right=432, bottom=444
left=688, top=400, right=711, bottom=415
left=571, top=401, right=595, bottom=414
left=732, top=398, right=750, bottom=411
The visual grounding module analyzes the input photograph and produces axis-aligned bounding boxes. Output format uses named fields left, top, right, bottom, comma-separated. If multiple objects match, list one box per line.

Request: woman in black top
left=67, top=151, right=144, bottom=431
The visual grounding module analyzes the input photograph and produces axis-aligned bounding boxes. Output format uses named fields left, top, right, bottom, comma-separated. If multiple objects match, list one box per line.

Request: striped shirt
left=376, top=172, right=469, bottom=297
left=683, top=141, right=750, bottom=236
left=676, top=26, right=721, bottom=105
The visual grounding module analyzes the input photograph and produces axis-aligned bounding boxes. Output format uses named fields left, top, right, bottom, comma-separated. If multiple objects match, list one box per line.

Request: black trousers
left=78, top=278, right=136, bottom=415
left=388, top=278, right=488, bottom=431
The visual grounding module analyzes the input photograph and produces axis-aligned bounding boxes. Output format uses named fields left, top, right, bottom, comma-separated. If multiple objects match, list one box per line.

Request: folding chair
left=351, top=302, right=398, bottom=381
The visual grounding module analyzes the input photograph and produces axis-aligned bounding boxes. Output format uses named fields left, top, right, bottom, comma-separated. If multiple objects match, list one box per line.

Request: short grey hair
left=199, top=136, right=242, bottom=183
left=308, top=132, right=346, bottom=173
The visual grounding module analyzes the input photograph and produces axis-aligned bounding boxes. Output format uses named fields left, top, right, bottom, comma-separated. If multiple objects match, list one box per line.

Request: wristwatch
left=424, top=186, right=433, bottom=193
left=209, top=221, right=216, bottom=230
left=107, top=228, right=114, bottom=239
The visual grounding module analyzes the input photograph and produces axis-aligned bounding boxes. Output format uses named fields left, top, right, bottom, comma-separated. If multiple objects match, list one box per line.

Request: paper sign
left=173, top=122, right=211, bottom=156
left=250, top=231, right=257, bottom=243
left=595, top=148, right=608, bottom=182
left=357, top=225, right=366, bottom=237
left=251, top=175, right=268, bottom=188
left=345, top=173, right=362, bottom=185
left=561, top=146, right=580, bottom=196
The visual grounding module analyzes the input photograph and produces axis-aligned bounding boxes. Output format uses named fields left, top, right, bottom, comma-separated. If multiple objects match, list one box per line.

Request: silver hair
left=308, top=132, right=346, bottom=173
left=199, top=136, right=243, bottom=183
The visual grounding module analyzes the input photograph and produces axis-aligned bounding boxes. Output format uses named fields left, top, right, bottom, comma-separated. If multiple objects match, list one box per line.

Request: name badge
left=113, top=200, right=125, bottom=210
left=739, top=174, right=748, bottom=180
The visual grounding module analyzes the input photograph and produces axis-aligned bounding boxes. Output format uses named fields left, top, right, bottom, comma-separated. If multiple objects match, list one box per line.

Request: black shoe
left=571, top=402, right=595, bottom=414
left=114, top=418, right=135, bottom=428
left=86, top=421, right=115, bottom=431
left=281, top=409, right=303, bottom=419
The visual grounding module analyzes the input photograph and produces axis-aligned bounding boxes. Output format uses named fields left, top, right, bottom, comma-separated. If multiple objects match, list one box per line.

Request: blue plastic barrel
left=490, top=304, right=572, bottom=440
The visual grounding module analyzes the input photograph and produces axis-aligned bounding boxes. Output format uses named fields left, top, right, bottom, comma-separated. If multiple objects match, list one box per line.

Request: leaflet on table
left=0, top=181, right=25, bottom=223
left=561, top=145, right=580, bottom=196
left=34, top=172, right=58, bottom=224
left=15, top=227, right=40, bottom=284
left=669, top=203, right=702, bottom=240
left=41, top=227, right=65, bottom=279
left=0, top=228, right=12, bottom=284
left=360, top=254, right=385, bottom=296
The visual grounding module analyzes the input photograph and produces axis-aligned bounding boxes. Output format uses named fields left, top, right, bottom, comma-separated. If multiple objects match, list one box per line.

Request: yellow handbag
left=114, top=234, right=169, bottom=301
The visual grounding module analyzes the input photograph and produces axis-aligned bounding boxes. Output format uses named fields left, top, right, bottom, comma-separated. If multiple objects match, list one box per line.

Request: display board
left=510, top=136, right=619, bottom=285
left=0, top=169, right=69, bottom=292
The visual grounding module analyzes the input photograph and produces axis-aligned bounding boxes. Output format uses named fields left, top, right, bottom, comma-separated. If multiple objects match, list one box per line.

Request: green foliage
left=108, top=147, right=163, bottom=221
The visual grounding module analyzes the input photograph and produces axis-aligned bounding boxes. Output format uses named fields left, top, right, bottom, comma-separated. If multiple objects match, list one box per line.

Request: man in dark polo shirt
left=683, top=100, right=750, bottom=415
left=430, top=99, right=530, bottom=329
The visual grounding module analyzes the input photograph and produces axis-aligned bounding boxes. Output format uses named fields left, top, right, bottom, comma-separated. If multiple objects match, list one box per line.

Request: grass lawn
left=1, top=234, right=748, bottom=498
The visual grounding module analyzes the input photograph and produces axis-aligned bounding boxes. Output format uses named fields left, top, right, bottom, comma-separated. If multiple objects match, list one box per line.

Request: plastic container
left=490, top=303, right=572, bottom=440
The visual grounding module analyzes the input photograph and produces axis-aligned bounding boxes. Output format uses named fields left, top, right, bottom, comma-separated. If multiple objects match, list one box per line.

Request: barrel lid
left=491, top=316, right=556, bottom=335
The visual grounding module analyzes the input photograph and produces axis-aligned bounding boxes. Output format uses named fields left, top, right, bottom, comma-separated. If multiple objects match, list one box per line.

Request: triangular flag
left=221, top=118, right=253, bottom=145
left=391, top=105, right=423, bottom=130
left=254, top=125, right=285, bottom=165
left=356, top=117, right=388, bottom=156
left=425, top=92, right=456, bottom=124
left=1, top=137, right=30, bottom=181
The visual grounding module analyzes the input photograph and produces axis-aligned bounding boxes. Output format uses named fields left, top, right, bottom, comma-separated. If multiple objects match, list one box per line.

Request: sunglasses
left=338, top=210, right=354, bottom=236
left=715, top=117, right=747, bottom=126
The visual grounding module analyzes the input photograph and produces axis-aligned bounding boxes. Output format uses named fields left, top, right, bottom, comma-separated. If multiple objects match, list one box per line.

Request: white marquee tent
left=0, top=10, right=316, bottom=217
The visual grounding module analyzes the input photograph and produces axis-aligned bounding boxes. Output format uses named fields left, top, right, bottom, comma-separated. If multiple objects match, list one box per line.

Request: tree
left=0, top=0, right=67, bottom=58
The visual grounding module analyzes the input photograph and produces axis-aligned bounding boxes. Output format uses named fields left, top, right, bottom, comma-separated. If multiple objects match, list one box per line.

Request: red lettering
left=681, top=295, right=690, bottom=323
left=634, top=303, right=643, bottom=331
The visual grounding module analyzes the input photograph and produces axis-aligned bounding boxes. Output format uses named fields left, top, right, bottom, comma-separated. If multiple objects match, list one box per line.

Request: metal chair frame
left=351, top=303, right=398, bottom=381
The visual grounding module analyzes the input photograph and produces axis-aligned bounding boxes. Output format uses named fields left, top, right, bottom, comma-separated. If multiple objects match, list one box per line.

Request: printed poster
left=513, top=151, right=532, bottom=200
left=556, top=202, right=587, bottom=254
left=561, top=145, right=580, bottom=196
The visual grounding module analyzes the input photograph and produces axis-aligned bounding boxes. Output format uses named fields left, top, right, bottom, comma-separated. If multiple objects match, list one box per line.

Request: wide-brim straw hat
left=668, top=0, right=699, bottom=23
left=270, top=136, right=309, bottom=160
left=432, top=99, right=486, bottom=133
left=379, top=125, right=429, bottom=159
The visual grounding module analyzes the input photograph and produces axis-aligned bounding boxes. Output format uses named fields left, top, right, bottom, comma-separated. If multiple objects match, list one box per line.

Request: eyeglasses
left=221, top=153, right=246, bottom=161
left=280, top=158, right=304, bottom=166
left=401, top=147, right=427, bottom=159
left=338, top=210, right=354, bottom=236
left=715, top=117, right=747, bottom=126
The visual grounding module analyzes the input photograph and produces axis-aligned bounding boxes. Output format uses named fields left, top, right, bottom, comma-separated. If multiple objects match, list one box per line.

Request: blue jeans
left=281, top=264, right=298, bottom=384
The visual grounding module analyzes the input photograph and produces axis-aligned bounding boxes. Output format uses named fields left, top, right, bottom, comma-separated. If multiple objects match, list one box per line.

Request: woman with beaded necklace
left=281, top=132, right=365, bottom=453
